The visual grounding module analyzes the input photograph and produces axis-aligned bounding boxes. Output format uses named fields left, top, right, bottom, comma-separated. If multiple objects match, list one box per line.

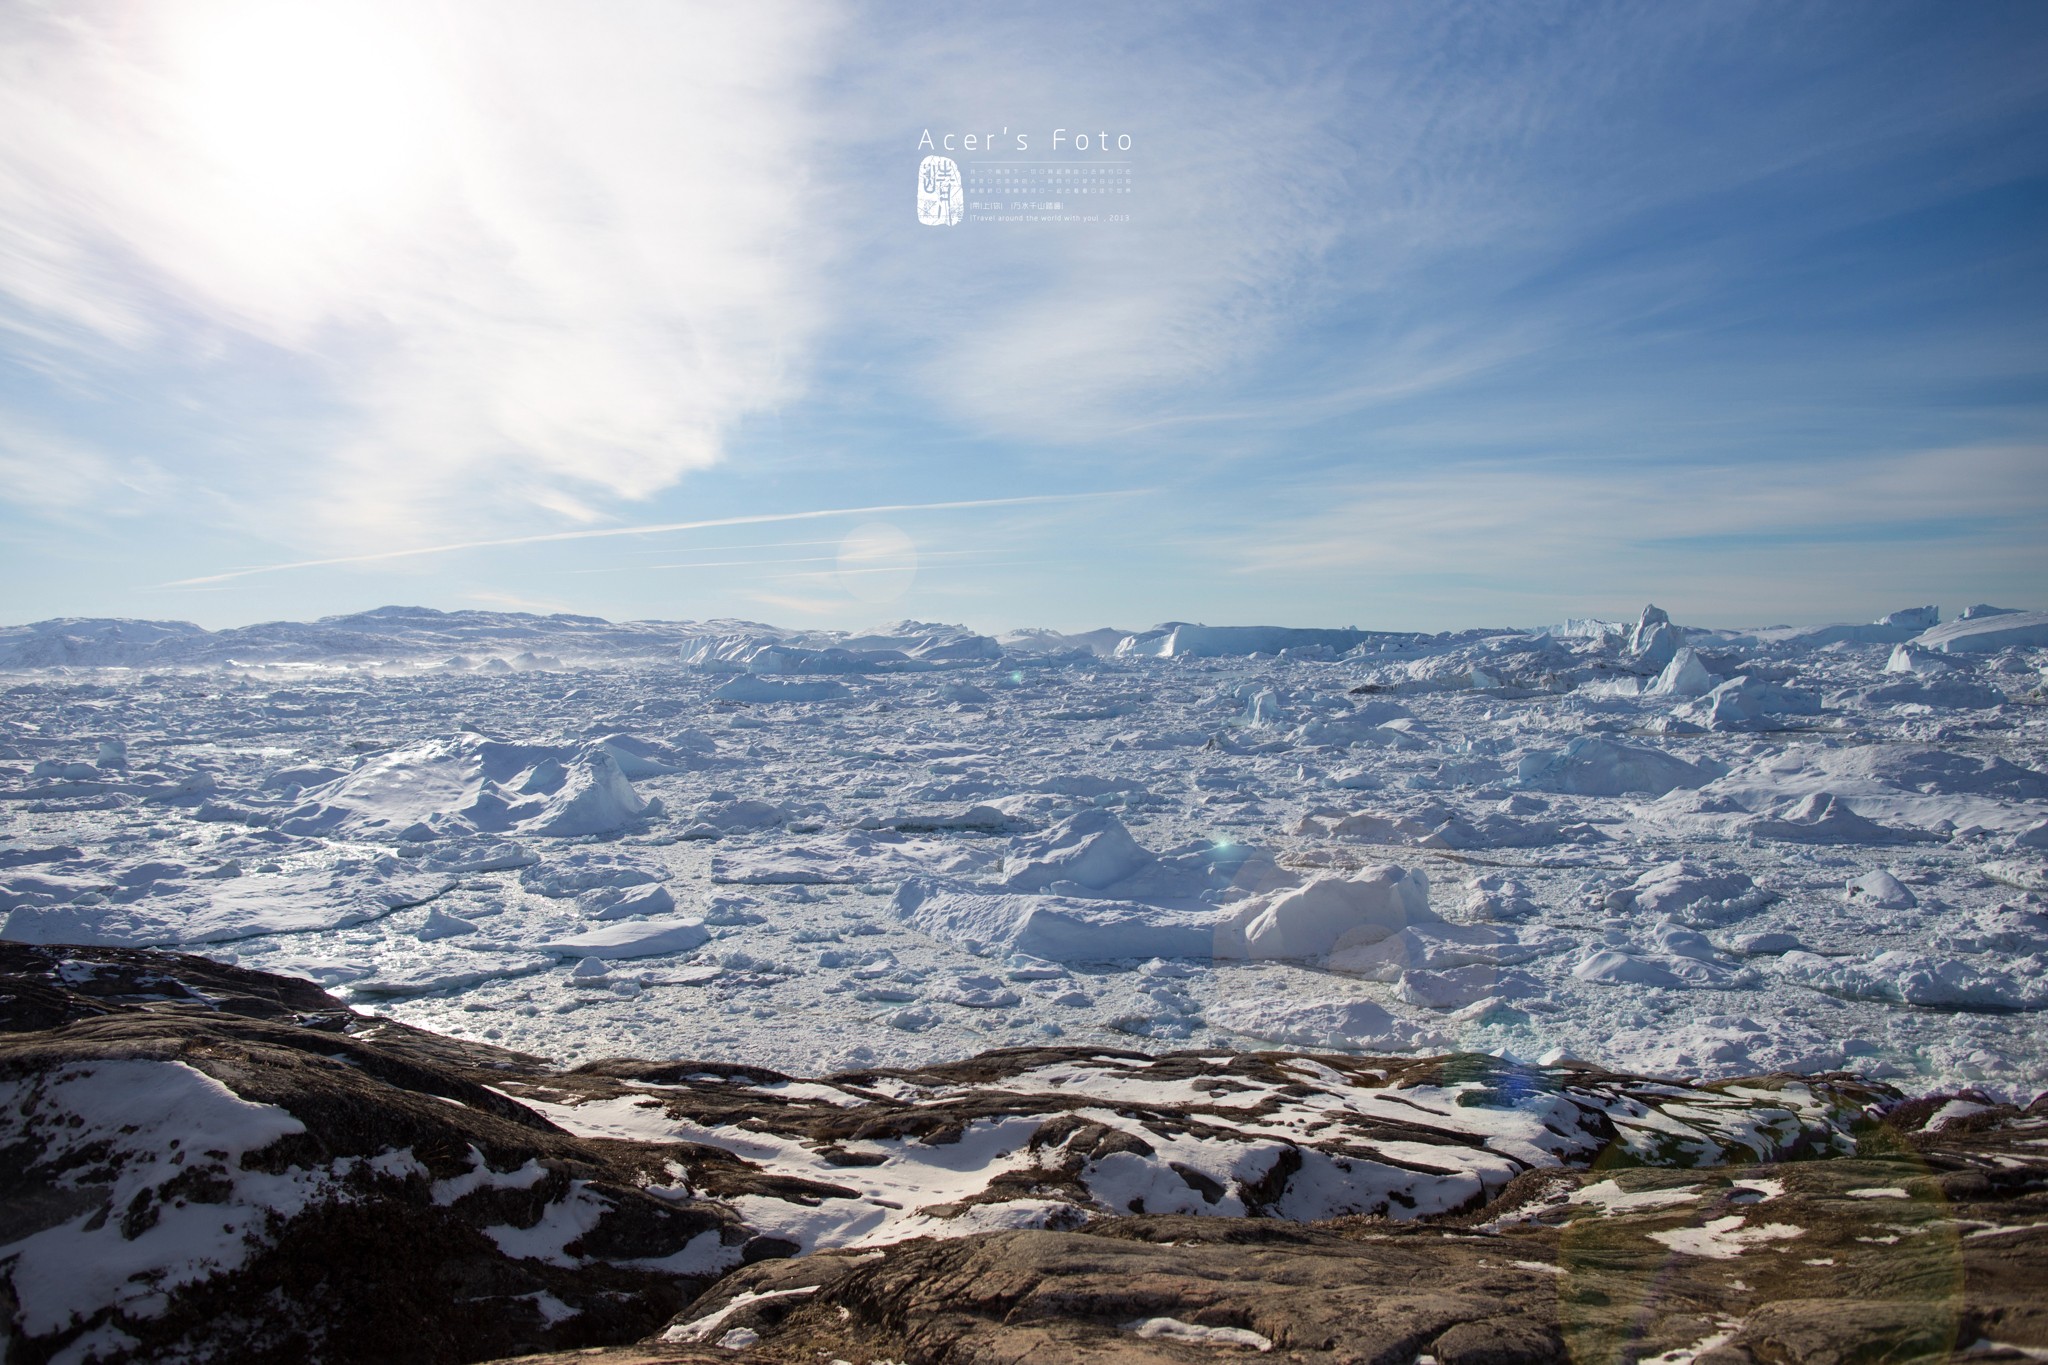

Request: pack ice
left=2, top=599, right=2045, bottom=1098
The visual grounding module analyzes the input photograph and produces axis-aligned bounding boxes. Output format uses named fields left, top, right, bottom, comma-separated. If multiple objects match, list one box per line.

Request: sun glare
left=167, top=3, right=443, bottom=245
left=837, top=521, right=919, bottom=604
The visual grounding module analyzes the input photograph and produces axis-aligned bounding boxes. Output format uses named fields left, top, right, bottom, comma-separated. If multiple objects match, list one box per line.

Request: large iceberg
left=278, top=735, right=654, bottom=839
left=1227, top=866, right=1437, bottom=961
left=1517, top=737, right=1718, bottom=796
left=1911, top=610, right=2048, bottom=654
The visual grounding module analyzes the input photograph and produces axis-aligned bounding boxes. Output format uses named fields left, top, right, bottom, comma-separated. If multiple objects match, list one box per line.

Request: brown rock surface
left=3, top=943, right=2045, bottom=1365
left=492, top=1091, right=2048, bottom=1364
left=0, top=943, right=771, bottom=1365
left=496, top=1144, right=2048, bottom=1364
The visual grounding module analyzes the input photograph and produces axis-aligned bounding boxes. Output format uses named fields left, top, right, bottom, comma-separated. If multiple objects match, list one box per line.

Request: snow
left=431, top=1147, right=548, bottom=1204
left=1637, top=1328, right=1740, bottom=1365
left=0, top=1061, right=312, bottom=1336
left=664, top=1287, right=820, bottom=1343
left=1128, top=1318, right=1273, bottom=1351
left=1647, top=1214, right=1804, bottom=1259
left=481, top=1180, right=612, bottom=1265
left=521, top=1049, right=1858, bottom=1256
left=1568, top=1179, right=1700, bottom=1214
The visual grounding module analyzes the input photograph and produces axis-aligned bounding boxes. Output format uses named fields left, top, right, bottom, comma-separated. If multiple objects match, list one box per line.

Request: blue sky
left=1, top=0, right=2043, bottom=632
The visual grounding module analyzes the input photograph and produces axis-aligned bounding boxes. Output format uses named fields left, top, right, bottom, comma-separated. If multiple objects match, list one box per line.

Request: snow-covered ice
left=3, top=600, right=2046, bottom=1097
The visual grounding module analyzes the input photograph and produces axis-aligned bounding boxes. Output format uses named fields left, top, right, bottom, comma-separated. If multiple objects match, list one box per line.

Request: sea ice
left=1678, top=677, right=1824, bottom=731
left=1776, top=949, right=2048, bottom=1011
left=1604, top=861, right=1775, bottom=926
left=1001, top=809, right=1155, bottom=892
left=1202, top=997, right=1449, bottom=1052
left=1911, top=610, right=2048, bottom=654
left=893, top=881, right=1225, bottom=963
left=1742, top=792, right=1939, bottom=845
left=537, top=919, right=712, bottom=960
left=713, top=676, right=850, bottom=702
left=1231, top=866, right=1437, bottom=961
left=3, top=598, right=2043, bottom=1097
left=279, top=736, right=653, bottom=840
left=1647, top=648, right=1719, bottom=698
left=1845, top=869, right=1917, bottom=909
left=1518, top=736, right=1717, bottom=796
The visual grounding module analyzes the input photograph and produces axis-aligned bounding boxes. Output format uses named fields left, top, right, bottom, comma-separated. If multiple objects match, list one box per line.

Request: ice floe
left=538, top=918, right=712, bottom=960
left=1603, top=861, right=1776, bottom=926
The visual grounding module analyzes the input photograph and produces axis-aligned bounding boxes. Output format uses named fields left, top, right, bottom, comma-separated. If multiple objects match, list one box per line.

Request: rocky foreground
left=1, top=943, right=2045, bottom=1364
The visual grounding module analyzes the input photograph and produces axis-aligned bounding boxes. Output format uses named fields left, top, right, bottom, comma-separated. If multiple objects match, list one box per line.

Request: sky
left=1, top=0, right=2044, bottom=634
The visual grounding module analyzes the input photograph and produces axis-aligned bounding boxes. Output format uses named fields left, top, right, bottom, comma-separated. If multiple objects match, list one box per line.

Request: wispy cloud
left=2, top=3, right=2043, bottom=630
left=738, top=589, right=845, bottom=618
left=0, top=0, right=841, bottom=548
left=461, top=589, right=578, bottom=616
left=825, top=2, right=2048, bottom=459
left=821, top=7, right=1362, bottom=443
left=1217, top=443, right=2048, bottom=622
left=156, top=490, right=1141, bottom=586
left=0, top=414, right=175, bottom=517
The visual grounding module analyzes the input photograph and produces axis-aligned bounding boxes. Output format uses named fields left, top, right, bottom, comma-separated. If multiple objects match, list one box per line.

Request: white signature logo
left=917, top=156, right=962, bottom=227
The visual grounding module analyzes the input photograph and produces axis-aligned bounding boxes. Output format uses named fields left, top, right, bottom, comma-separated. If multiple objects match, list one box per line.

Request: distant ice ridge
left=1541, top=617, right=1630, bottom=639
left=1910, top=610, right=2048, bottom=655
left=1736, top=606, right=1942, bottom=650
left=0, top=606, right=764, bottom=669
left=996, top=627, right=1131, bottom=657
left=0, top=608, right=1012, bottom=672
left=4, top=601, right=2040, bottom=674
left=683, top=620, right=1001, bottom=675
left=1114, top=623, right=1413, bottom=660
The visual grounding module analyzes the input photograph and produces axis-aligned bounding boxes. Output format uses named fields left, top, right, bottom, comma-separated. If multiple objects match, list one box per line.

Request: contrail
left=159, top=491, right=1137, bottom=587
